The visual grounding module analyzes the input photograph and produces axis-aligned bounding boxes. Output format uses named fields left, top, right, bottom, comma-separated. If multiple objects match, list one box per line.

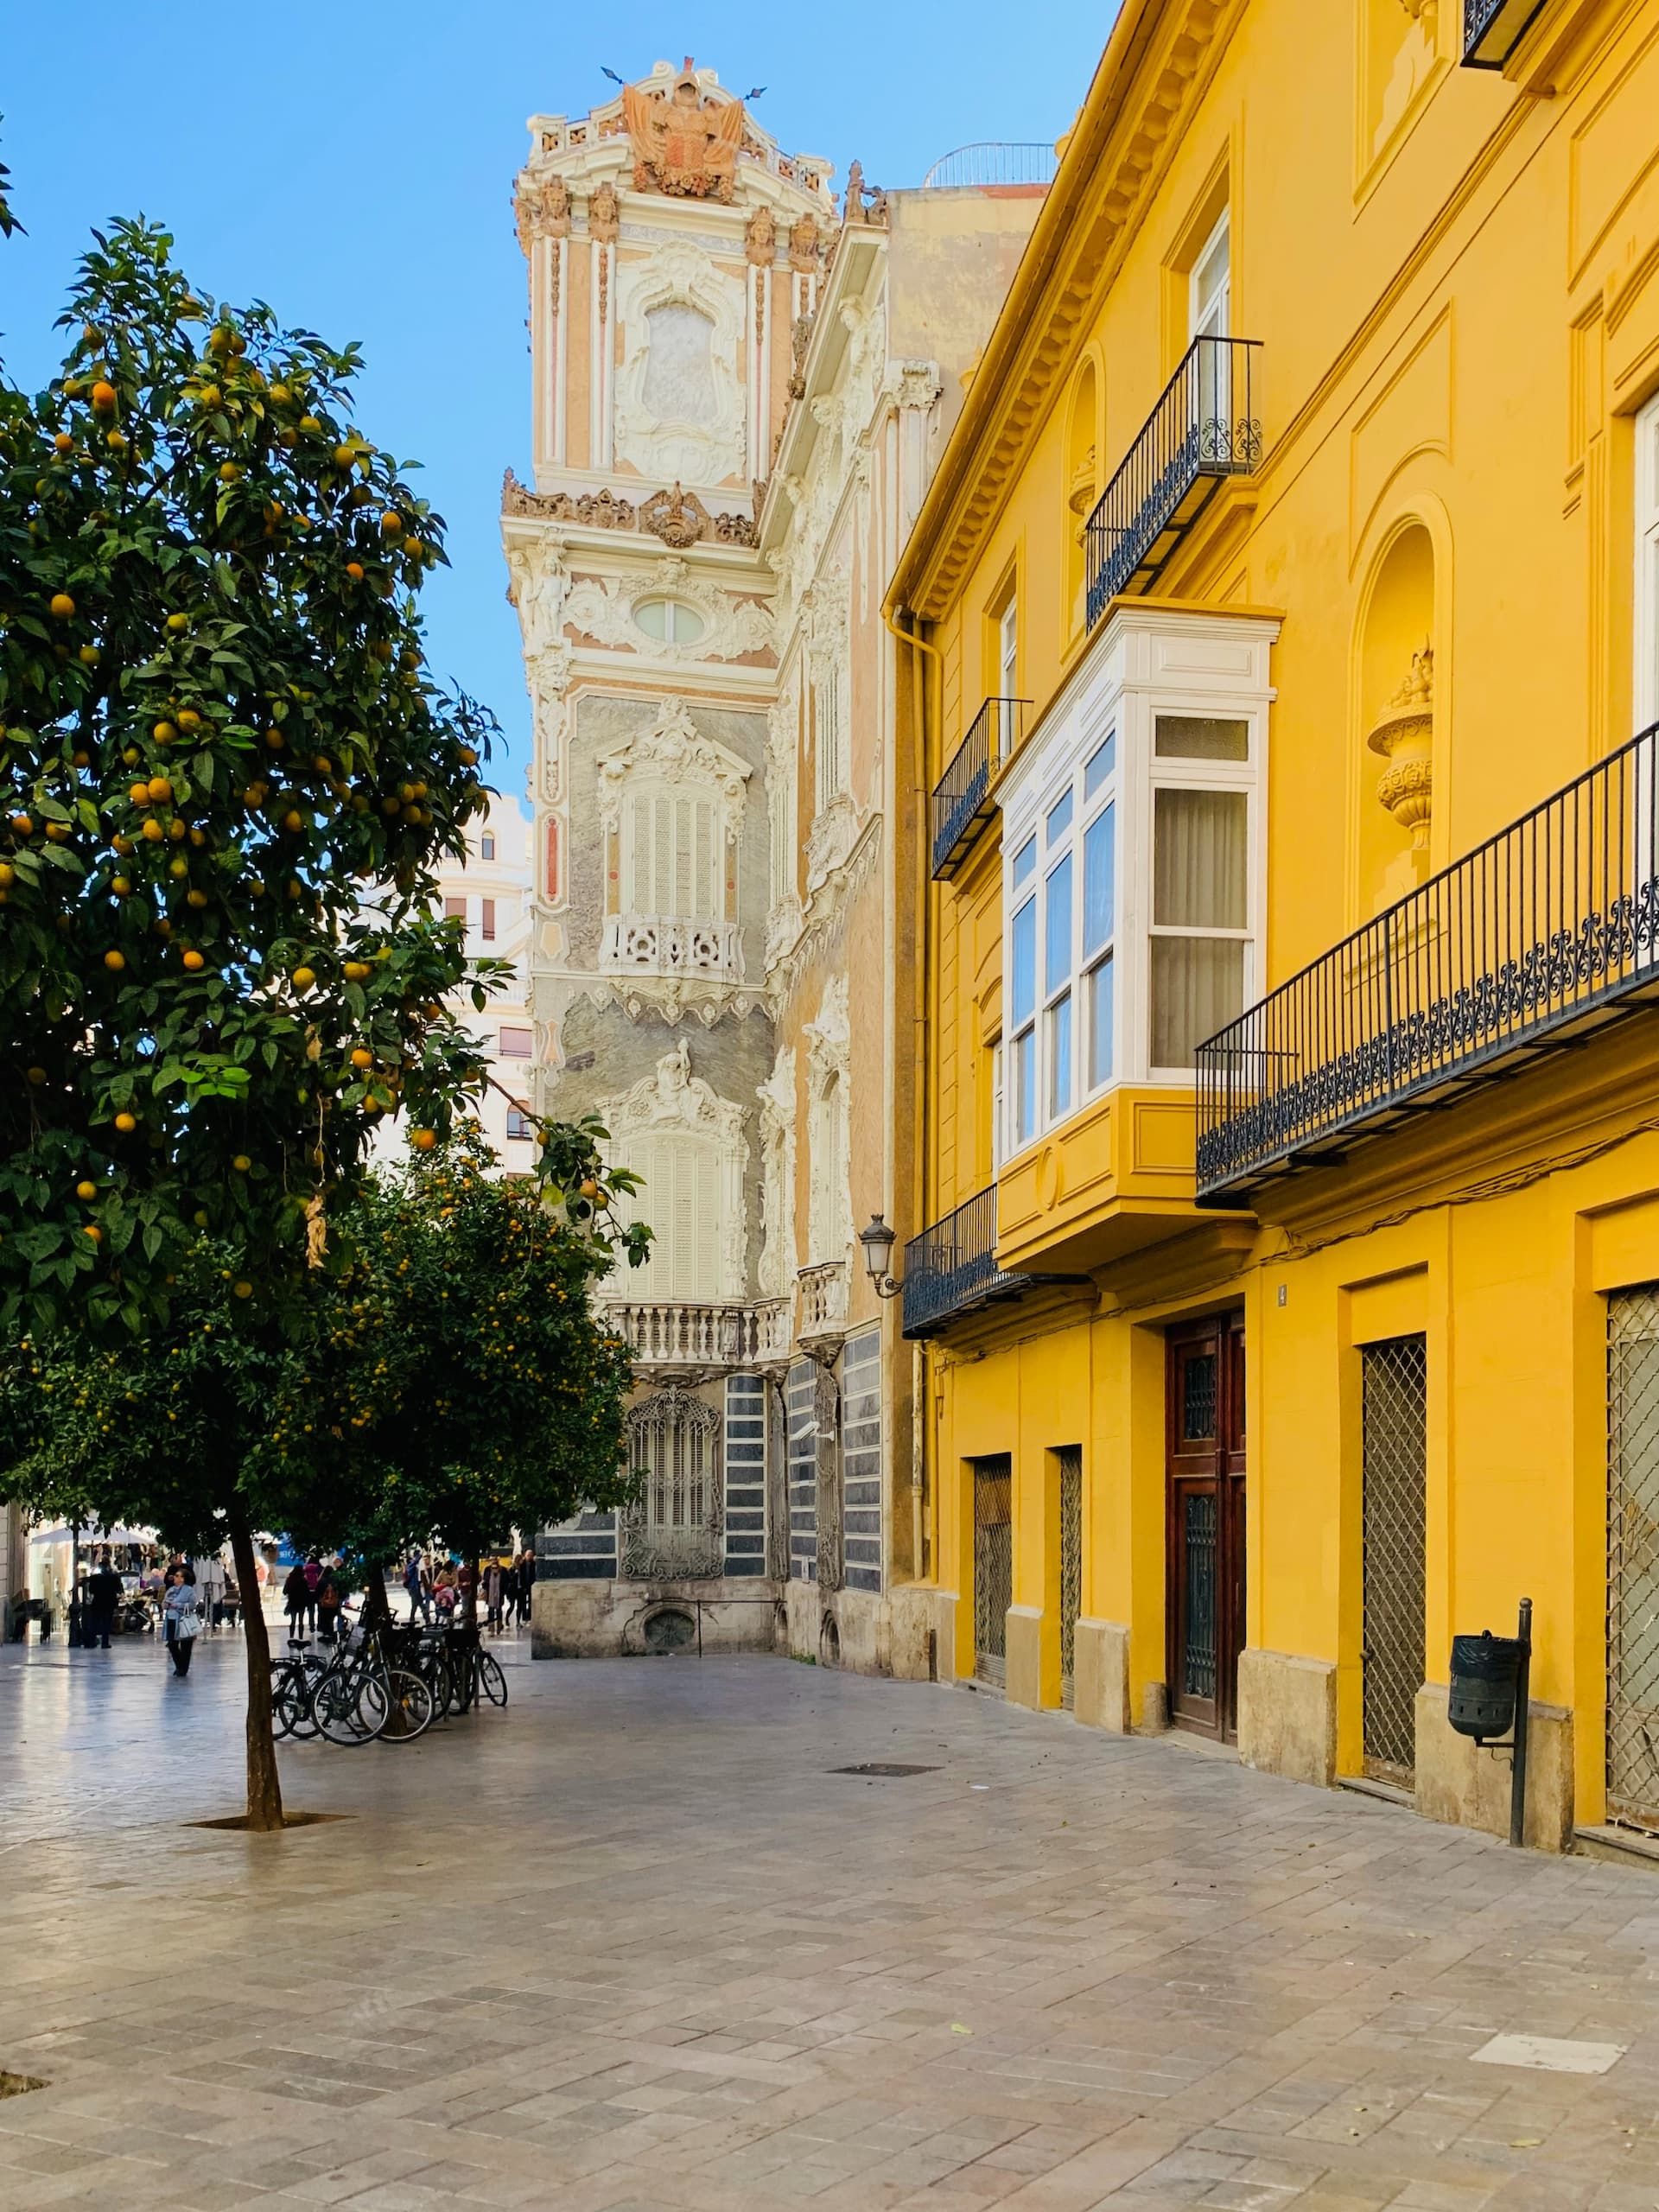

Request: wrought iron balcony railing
left=902, top=1185, right=1028, bottom=1338
left=1195, top=720, right=1659, bottom=1202
left=1084, top=336, right=1262, bottom=630
left=931, top=696, right=1027, bottom=880
left=1463, top=0, right=1547, bottom=68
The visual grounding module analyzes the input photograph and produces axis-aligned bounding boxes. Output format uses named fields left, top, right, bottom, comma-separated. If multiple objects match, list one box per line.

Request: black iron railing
left=1463, top=0, right=1547, bottom=67
left=1196, top=720, right=1659, bottom=1200
left=902, top=1185, right=1027, bottom=1338
left=1084, top=336, right=1262, bottom=629
left=931, top=696, right=1027, bottom=880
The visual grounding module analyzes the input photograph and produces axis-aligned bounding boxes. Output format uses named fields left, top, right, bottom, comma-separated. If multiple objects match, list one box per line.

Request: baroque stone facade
left=505, top=60, right=1042, bottom=1664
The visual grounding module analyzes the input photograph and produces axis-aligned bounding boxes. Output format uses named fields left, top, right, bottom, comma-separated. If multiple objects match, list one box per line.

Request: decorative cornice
left=501, top=467, right=756, bottom=546
left=889, top=0, right=1243, bottom=621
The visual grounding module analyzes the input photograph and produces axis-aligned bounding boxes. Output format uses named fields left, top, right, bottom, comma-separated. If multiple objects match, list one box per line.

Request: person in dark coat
left=85, top=1552, right=123, bottom=1649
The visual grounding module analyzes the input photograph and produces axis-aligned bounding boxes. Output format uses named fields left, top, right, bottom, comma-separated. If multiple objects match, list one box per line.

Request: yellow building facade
left=888, top=0, right=1659, bottom=1851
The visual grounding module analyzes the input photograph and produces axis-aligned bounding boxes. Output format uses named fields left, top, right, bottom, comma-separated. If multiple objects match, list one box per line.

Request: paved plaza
left=6, top=1643, right=1659, bottom=2209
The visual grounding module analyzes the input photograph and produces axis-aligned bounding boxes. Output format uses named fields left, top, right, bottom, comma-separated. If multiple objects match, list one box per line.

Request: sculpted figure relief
left=624, top=71, right=747, bottom=202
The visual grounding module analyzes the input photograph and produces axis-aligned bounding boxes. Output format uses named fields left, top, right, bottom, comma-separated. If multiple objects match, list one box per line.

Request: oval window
left=633, top=596, right=705, bottom=645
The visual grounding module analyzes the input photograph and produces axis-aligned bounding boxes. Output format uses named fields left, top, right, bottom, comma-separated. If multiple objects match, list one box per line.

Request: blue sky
left=1, top=3, right=1110, bottom=796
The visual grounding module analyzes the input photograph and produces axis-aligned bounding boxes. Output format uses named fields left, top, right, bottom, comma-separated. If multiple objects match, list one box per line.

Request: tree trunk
left=227, top=1502, right=284, bottom=1831
left=364, top=1564, right=394, bottom=1629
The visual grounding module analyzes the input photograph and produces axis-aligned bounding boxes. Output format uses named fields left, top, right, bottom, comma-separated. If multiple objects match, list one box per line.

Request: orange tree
left=0, top=1125, right=645, bottom=1822
left=298, top=1123, right=644, bottom=1611
left=0, top=213, right=632, bottom=1822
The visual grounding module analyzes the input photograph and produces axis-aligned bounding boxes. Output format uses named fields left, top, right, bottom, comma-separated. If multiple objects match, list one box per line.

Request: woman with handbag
left=162, top=1566, right=201, bottom=1677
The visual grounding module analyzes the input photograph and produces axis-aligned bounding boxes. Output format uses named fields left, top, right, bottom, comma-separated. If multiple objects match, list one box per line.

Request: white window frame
left=1191, top=207, right=1231, bottom=344
left=997, top=607, right=1275, bottom=1162
left=999, top=595, right=1019, bottom=701
left=814, top=661, right=844, bottom=817
left=1637, top=391, right=1659, bottom=734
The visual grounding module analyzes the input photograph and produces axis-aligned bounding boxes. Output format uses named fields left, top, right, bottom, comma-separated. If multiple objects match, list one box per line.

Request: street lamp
left=859, top=1213, right=902, bottom=1300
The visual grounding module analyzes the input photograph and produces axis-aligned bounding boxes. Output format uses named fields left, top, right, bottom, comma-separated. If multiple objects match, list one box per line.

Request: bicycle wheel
left=477, top=1651, right=508, bottom=1707
left=315, top=1667, right=386, bottom=1745
left=276, top=1658, right=323, bottom=1740
left=379, top=1668, right=435, bottom=1743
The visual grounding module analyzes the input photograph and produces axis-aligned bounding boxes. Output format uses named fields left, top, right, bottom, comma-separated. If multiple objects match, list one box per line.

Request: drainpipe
left=884, top=605, right=942, bottom=1587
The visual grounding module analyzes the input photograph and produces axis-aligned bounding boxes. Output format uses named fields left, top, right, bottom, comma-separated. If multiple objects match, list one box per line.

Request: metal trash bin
left=1448, top=1629, right=1524, bottom=1744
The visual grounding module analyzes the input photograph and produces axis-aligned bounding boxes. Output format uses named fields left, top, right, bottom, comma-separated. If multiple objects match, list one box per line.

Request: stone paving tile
left=13, top=1643, right=1659, bottom=2208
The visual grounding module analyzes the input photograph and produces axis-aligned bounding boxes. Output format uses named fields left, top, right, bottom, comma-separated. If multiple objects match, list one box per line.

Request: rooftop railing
left=921, top=143, right=1058, bottom=189
left=1195, top=720, right=1659, bottom=1201
left=931, top=696, right=1027, bottom=880
left=1084, top=336, right=1262, bottom=630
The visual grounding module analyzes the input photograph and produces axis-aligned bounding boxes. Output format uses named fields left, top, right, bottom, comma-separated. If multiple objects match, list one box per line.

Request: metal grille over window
left=1058, top=1448, right=1082, bottom=1710
left=620, top=1387, right=724, bottom=1580
left=1607, top=1287, right=1659, bottom=1832
left=1361, top=1334, right=1427, bottom=1787
left=1181, top=1492, right=1217, bottom=1701
left=974, top=1458, right=1013, bottom=1688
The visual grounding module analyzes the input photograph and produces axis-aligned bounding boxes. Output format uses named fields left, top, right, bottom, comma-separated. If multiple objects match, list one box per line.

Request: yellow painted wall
left=893, top=0, right=1659, bottom=1830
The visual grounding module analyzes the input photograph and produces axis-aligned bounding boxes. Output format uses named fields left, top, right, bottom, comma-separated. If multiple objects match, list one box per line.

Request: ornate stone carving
left=623, top=70, right=746, bottom=202
left=501, top=469, right=638, bottom=530
left=588, top=180, right=620, bottom=243
left=605, top=1040, right=750, bottom=1293
left=513, top=170, right=570, bottom=252
left=745, top=204, right=777, bottom=265
left=619, top=1386, right=725, bottom=1581
left=639, top=481, right=709, bottom=549
left=595, top=699, right=753, bottom=833
left=614, top=240, right=746, bottom=485
left=788, top=312, right=814, bottom=400
left=788, top=212, right=822, bottom=272
left=1368, top=641, right=1435, bottom=850
left=563, top=568, right=773, bottom=664
left=757, top=1047, right=798, bottom=1298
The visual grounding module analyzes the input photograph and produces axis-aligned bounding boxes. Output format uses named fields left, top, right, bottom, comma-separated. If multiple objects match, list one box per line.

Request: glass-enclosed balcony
left=1195, top=721, right=1659, bottom=1203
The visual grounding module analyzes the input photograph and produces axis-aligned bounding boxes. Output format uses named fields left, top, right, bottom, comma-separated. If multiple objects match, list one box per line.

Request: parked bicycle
left=271, top=1617, right=502, bottom=1746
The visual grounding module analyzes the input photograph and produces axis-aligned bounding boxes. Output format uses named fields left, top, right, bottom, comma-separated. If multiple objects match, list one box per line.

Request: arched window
left=597, top=702, right=750, bottom=985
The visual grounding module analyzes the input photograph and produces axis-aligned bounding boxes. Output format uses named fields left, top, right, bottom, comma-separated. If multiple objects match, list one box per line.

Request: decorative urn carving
left=1367, top=641, right=1435, bottom=851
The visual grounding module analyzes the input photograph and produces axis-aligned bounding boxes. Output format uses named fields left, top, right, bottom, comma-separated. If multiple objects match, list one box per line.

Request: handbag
left=168, top=1605, right=203, bottom=1642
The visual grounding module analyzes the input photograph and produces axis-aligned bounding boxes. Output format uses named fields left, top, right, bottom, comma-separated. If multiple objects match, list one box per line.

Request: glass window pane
left=1048, top=994, right=1072, bottom=1121
left=1014, top=1029, right=1036, bottom=1147
left=1084, top=733, right=1116, bottom=798
left=1011, top=899, right=1036, bottom=1027
left=1084, top=804, right=1115, bottom=956
left=1149, top=938, right=1246, bottom=1069
left=1154, top=714, right=1249, bottom=761
left=1087, top=954, right=1114, bottom=1090
left=1046, top=790, right=1073, bottom=847
left=1154, top=787, right=1248, bottom=929
left=1045, top=855, right=1072, bottom=996
left=1012, top=836, right=1036, bottom=890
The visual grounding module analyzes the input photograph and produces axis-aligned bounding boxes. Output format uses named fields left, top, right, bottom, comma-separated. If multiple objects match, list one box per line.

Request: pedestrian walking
left=85, top=1551, right=123, bottom=1649
left=484, top=1559, right=505, bottom=1631
left=282, top=1561, right=310, bottom=1641
left=162, top=1566, right=201, bottom=1677
left=403, top=1551, right=431, bottom=1624
left=315, top=1562, right=343, bottom=1643
left=432, top=1563, right=457, bottom=1621
left=516, top=1548, right=536, bottom=1625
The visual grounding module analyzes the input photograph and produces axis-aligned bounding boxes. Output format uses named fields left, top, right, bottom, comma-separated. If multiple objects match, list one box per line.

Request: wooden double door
left=1166, top=1314, right=1246, bottom=1740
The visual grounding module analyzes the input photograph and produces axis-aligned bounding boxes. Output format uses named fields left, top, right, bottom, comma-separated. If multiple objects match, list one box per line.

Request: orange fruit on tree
left=232, top=1281, right=253, bottom=1300
left=232, top=1154, right=251, bottom=1172
left=129, top=781, right=150, bottom=805
left=113, top=1110, right=137, bottom=1132
left=75, top=1180, right=97, bottom=1201
left=141, top=818, right=164, bottom=842
left=345, top=562, right=364, bottom=581
left=165, top=613, right=188, bottom=633
left=410, top=1128, right=437, bottom=1151
left=53, top=432, right=73, bottom=454
left=103, top=949, right=126, bottom=971
left=350, top=1048, right=373, bottom=1069
left=48, top=593, right=75, bottom=620
left=90, top=379, right=117, bottom=413
left=176, top=709, right=201, bottom=732
left=147, top=776, right=173, bottom=803
left=181, top=949, right=205, bottom=971
left=291, top=964, right=316, bottom=990
left=153, top=720, right=177, bottom=744
left=85, top=1224, right=104, bottom=1243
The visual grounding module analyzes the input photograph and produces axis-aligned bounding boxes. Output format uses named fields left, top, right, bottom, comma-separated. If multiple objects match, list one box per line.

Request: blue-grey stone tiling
left=841, top=1327, right=883, bottom=1594
left=787, top=1359, right=818, bottom=1583
left=724, top=1373, right=767, bottom=1576
left=537, top=1509, right=616, bottom=1581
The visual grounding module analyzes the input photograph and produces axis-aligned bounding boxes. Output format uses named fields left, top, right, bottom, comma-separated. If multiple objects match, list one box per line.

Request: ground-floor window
left=1608, top=1286, right=1659, bottom=1831
left=620, top=1388, right=723, bottom=1581
left=1360, top=1334, right=1427, bottom=1789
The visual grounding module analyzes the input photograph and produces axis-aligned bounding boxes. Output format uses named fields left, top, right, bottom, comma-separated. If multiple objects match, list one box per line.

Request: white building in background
left=377, top=792, right=536, bottom=1167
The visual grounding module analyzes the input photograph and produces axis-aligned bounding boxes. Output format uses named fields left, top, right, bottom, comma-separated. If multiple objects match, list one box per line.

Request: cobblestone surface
left=6, top=1636, right=1659, bottom=2209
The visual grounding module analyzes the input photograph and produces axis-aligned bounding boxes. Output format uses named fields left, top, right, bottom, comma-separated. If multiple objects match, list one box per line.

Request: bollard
left=1510, top=1596, right=1533, bottom=1850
